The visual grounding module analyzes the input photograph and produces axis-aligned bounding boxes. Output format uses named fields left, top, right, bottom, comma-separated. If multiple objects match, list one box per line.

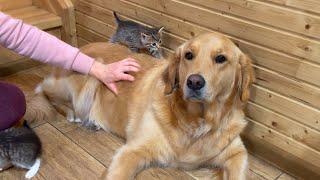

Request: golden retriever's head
left=164, top=33, right=254, bottom=105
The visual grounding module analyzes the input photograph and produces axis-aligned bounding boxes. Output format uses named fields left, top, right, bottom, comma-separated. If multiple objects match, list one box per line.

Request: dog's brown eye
left=185, top=52, right=193, bottom=60
left=215, top=55, right=226, bottom=64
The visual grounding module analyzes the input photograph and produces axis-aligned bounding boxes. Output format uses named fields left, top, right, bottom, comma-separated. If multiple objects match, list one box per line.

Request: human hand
left=89, top=58, right=140, bottom=95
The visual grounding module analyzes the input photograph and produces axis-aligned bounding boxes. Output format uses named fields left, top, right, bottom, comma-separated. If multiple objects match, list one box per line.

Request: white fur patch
left=67, top=110, right=75, bottom=122
left=193, top=119, right=212, bottom=138
left=75, top=118, right=82, bottom=123
left=34, top=84, right=43, bottom=94
left=25, top=158, right=41, bottom=179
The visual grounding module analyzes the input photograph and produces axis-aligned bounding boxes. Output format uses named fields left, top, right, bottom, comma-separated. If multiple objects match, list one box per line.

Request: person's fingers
left=118, top=73, right=135, bottom=81
left=121, top=66, right=140, bottom=73
left=106, top=83, right=118, bottom=95
left=123, top=57, right=138, bottom=63
left=122, top=61, right=141, bottom=69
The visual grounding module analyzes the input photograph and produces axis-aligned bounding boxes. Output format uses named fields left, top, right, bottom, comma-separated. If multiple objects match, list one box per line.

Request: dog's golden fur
left=28, top=33, right=254, bottom=180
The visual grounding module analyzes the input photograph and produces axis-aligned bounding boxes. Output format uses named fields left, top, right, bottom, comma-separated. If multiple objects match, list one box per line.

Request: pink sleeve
left=0, top=12, right=94, bottom=74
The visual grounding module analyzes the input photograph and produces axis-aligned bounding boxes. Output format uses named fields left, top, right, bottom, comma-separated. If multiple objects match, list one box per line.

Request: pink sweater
left=0, top=12, right=94, bottom=74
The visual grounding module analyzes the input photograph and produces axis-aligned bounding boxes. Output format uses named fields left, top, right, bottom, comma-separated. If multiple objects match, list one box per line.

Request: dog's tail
left=113, top=12, right=122, bottom=24
left=24, top=87, right=55, bottom=124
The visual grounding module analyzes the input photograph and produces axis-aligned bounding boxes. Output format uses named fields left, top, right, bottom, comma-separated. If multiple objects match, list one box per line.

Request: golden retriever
left=28, top=32, right=254, bottom=180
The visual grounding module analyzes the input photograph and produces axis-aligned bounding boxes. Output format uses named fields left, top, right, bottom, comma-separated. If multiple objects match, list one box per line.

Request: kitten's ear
left=141, top=32, right=151, bottom=43
left=158, top=27, right=164, bottom=34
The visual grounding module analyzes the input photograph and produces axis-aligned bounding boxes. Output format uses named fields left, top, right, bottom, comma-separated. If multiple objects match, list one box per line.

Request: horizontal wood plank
left=246, top=102, right=320, bottom=151
left=265, top=0, right=320, bottom=15
left=34, top=123, right=106, bottom=179
left=76, top=24, right=108, bottom=42
left=250, top=85, right=320, bottom=131
left=277, top=173, right=296, bottom=180
left=184, top=0, right=320, bottom=40
left=77, top=36, right=90, bottom=47
left=4, top=5, right=62, bottom=30
left=243, top=119, right=320, bottom=178
left=253, top=66, right=320, bottom=109
left=247, top=155, right=282, bottom=180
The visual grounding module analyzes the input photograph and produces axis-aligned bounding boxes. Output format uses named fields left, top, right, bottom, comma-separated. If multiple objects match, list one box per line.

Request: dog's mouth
left=184, top=89, right=205, bottom=102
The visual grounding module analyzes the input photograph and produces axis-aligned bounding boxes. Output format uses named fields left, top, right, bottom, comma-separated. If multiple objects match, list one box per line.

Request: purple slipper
left=0, top=81, right=26, bottom=131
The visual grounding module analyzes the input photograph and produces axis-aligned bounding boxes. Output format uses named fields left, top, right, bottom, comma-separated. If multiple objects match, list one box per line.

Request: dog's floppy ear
left=163, top=46, right=182, bottom=95
left=238, top=53, right=255, bottom=103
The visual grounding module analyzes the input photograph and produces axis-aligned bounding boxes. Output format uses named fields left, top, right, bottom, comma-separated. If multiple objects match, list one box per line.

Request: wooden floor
left=0, top=65, right=296, bottom=180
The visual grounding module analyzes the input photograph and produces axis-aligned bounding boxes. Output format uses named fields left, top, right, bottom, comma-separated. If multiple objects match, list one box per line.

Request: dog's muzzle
left=185, top=74, right=206, bottom=101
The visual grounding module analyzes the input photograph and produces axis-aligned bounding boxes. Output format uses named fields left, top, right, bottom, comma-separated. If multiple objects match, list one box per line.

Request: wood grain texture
left=265, top=0, right=320, bottom=15
left=184, top=0, right=320, bottom=40
left=277, top=173, right=296, bottom=180
left=77, top=36, right=90, bottom=47
left=3, top=5, right=62, bottom=29
left=248, top=155, right=282, bottom=180
left=243, top=121, right=320, bottom=179
left=250, top=85, right=320, bottom=131
left=0, top=0, right=32, bottom=11
left=246, top=102, right=320, bottom=152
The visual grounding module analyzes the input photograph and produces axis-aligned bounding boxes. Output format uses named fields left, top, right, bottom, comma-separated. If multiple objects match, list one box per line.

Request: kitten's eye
left=215, top=55, right=227, bottom=64
left=152, top=43, right=157, bottom=47
left=185, top=52, right=193, bottom=60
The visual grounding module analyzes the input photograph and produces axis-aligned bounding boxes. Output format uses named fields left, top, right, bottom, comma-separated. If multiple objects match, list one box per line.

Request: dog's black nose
left=187, top=74, right=205, bottom=90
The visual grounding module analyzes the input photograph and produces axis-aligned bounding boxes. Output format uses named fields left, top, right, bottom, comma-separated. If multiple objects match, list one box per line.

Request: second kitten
left=110, top=12, right=164, bottom=59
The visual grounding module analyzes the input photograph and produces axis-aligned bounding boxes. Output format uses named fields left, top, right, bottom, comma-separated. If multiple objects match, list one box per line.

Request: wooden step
left=3, top=5, right=62, bottom=30
left=0, top=0, right=32, bottom=11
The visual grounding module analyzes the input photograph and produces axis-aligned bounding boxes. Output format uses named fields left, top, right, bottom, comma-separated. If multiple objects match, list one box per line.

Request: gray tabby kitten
left=0, top=122, right=41, bottom=179
left=110, top=12, right=164, bottom=59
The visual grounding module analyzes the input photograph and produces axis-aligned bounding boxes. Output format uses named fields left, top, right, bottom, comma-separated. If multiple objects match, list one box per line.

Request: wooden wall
left=74, top=0, right=320, bottom=178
